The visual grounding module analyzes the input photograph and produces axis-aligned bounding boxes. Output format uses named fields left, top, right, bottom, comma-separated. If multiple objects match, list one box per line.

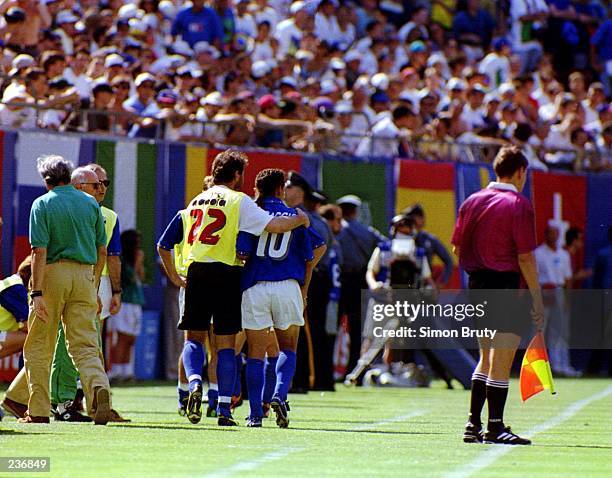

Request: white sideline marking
left=352, top=410, right=426, bottom=431
left=203, top=447, right=304, bottom=478
left=445, top=385, right=612, bottom=478
left=203, top=410, right=425, bottom=477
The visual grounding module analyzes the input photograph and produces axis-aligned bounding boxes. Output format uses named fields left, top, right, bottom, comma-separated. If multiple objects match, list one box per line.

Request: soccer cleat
left=73, top=388, right=85, bottom=412
left=53, top=401, right=93, bottom=422
left=186, top=383, right=203, bottom=424
left=463, top=422, right=483, bottom=443
left=484, top=426, right=531, bottom=445
left=206, top=406, right=218, bottom=418
left=246, top=416, right=262, bottom=427
left=270, top=397, right=289, bottom=428
left=178, top=396, right=188, bottom=417
left=93, top=387, right=111, bottom=425
left=262, top=402, right=271, bottom=418
left=217, top=414, right=239, bottom=426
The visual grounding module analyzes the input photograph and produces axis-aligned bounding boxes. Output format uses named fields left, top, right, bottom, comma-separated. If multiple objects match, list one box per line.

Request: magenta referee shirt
left=451, top=182, right=536, bottom=273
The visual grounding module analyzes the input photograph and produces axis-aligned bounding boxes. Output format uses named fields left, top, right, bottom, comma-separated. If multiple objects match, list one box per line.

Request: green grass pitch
left=1, top=378, right=610, bottom=477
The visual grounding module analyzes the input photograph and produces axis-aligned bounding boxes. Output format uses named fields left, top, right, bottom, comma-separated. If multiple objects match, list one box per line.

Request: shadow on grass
left=0, top=428, right=55, bottom=436
left=288, top=427, right=445, bottom=436
left=535, top=444, right=612, bottom=450
left=110, top=423, right=238, bottom=432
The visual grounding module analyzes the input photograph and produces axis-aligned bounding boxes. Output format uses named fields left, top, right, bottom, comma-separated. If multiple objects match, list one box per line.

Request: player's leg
left=206, top=326, right=219, bottom=417
left=271, top=325, right=299, bottom=428
left=177, top=332, right=188, bottom=416
left=50, top=322, right=91, bottom=422
left=483, top=333, right=530, bottom=445
left=262, top=330, right=279, bottom=418
left=211, top=264, right=244, bottom=426
left=244, top=328, right=272, bottom=427
left=463, top=337, right=491, bottom=443
left=232, top=330, right=246, bottom=409
left=180, top=263, right=213, bottom=424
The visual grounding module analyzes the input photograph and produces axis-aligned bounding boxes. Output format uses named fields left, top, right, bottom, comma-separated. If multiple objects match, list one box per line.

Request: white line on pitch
left=351, top=410, right=426, bottom=431
left=203, top=446, right=304, bottom=478
left=444, top=385, right=612, bottom=478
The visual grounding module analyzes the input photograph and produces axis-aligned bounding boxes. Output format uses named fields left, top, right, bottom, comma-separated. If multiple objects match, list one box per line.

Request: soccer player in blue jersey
left=237, top=169, right=326, bottom=428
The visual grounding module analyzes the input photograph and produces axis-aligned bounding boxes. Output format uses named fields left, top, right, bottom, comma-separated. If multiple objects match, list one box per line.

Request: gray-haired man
left=21, top=156, right=111, bottom=424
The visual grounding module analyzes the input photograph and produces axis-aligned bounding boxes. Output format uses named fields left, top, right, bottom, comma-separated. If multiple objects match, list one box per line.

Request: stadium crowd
left=0, top=0, right=610, bottom=170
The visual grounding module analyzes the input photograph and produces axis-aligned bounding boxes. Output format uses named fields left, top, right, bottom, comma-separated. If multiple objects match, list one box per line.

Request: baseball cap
left=56, top=9, right=79, bottom=24
left=492, top=37, right=510, bottom=51
left=336, top=194, right=362, bottom=207
left=252, top=60, right=270, bottom=79
left=10, top=54, right=34, bottom=72
left=172, top=39, right=193, bottom=57
left=335, top=101, right=352, bottom=114
left=409, top=40, right=427, bottom=54
left=4, top=7, right=25, bottom=23
left=105, top=53, right=125, bottom=68
left=498, top=82, right=516, bottom=95
left=258, top=94, right=277, bottom=110
left=371, top=73, right=389, bottom=91
left=92, top=81, right=113, bottom=95
left=134, top=72, right=155, bottom=87
left=295, top=49, right=314, bottom=61
left=330, top=58, right=346, bottom=70
left=157, top=89, right=178, bottom=104
left=402, top=203, right=424, bottom=217
left=280, top=76, right=298, bottom=89
left=446, top=77, right=467, bottom=91
left=290, top=1, right=306, bottom=14
left=320, top=80, right=338, bottom=96
left=469, top=84, right=487, bottom=95
left=118, top=4, right=141, bottom=20
left=193, top=41, right=220, bottom=59
left=202, top=92, right=224, bottom=107
left=313, top=96, right=334, bottom=111
left=286, top=171, right=314, bottom=194
left=371, top=91, right=390, bottom=104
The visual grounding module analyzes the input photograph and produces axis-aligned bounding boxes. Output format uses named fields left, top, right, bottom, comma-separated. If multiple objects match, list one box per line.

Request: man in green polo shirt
left=21, top=155, right=111, bottom=425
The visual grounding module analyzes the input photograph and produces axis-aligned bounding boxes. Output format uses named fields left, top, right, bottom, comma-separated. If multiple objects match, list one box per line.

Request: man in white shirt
left=459, top=85, right=486, bottom=131
left=273, top=1, right=309, bottom=56
left=314, top=0, right=341, bottom=46
left=356, top=105, right=415, bottom=157
left=478, top=38, right=511, bottom=89
left=509, top=0, right=549, bottom=74
left=534, top=225, right=578, bottom=377
left=64, top=49, right=93, bottom=101
left=235, top=0, right=257, bottom=38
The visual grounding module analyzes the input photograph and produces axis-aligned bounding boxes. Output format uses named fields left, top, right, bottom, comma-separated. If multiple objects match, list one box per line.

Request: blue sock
left=182, top=340, right=204, bottom=390
left=178, top=383, right=189, bottom=404
left=233, top=354, right=243, bottom=397
left=246, top=358, right=265, bottom=419
left=262, top=356, right=278, bottom=404
left=274, top=350, right=296, bottom=402
left=216, top=348, right=236, bottom=416
left=208, top=383, right=218, bottom=408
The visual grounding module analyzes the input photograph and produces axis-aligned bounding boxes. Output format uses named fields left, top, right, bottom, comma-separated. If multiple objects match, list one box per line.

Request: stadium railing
left=0, top=101, right=609, bottom=171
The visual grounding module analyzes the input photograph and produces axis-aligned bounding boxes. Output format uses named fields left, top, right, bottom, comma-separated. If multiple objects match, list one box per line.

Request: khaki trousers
left=23, top=260, right=109, bottom=417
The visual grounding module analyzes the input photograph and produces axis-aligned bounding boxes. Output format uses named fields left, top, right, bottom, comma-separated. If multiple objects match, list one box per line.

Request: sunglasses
left=99, top=179, right=111, bottom=187
left=81, top=182, right=101, bottom=189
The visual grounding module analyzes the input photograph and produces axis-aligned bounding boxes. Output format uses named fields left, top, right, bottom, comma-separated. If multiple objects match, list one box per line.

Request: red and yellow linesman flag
left=520, top=332, right=556, bottom=402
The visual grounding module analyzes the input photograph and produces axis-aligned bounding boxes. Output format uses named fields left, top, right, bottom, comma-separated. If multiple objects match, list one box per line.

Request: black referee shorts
left=179, top=262, right=243, bottom=335
left=467, top=269, right=531, bottom=337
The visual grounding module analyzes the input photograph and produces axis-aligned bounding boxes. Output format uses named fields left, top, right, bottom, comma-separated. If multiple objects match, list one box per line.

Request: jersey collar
left=487, top=181, right=518, bottom=193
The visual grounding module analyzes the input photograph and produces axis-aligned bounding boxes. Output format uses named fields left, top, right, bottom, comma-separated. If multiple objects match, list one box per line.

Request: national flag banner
left=322, top=156, right=393, bottom=232
left=95, top=139, right=159, bottom=282
left=396, top=159, right=458, bottom=287
left=531, top=171, right=587, bottom=246
left=520, top=332, right=556, bottom=402
left=207, top=148, right=303, bottom=197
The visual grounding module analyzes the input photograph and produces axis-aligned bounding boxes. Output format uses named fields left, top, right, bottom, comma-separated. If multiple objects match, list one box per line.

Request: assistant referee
left=452, top=145, right=544, bottom=445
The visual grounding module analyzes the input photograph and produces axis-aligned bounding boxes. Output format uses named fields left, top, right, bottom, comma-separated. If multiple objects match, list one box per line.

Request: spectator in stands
left=509, top=0, right=548, bottom=74
left=591, top=13, right=612, bottom=95
left=452, top=0, right=495, bottom=63
left=84, top=81, right=114, bottom=134
left=478, top=38, right=512, bottom=88
left=460, top=84, right=486, bottom=131
left=355, top=104, right=417, bottom=158
left=513, top=122, right=549, bottom=171
left=171, top=0, right=223, bottom=48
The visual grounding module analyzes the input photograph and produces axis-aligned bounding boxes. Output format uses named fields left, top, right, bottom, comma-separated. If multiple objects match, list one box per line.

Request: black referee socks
left=486, top=378, right=510, bottom=431
left=468, top=372, right=488, bottom=426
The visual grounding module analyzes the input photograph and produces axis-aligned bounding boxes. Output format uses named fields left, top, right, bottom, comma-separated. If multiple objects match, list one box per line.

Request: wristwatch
left=30, top=290, right=43, bottom=298
left=112, top=289, right=122, bottom=295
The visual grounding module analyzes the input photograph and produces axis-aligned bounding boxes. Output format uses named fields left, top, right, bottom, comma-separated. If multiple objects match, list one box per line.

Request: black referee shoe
left=463, top=422, right=483, bottom=443
left=484, top=426, right=531, bottom=445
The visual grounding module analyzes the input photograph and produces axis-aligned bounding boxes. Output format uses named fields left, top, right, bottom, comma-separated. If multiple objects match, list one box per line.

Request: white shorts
left=99, top=275, right=112, bottom=319
left=112, top=303, right=142, bottom=336
left=241, top=280, right=304, bottom=331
